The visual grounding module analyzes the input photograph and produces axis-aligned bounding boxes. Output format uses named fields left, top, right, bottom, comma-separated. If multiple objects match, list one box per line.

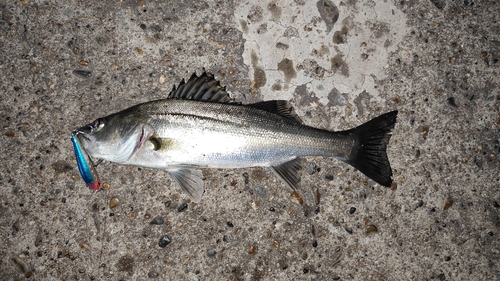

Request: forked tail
left=342, top=111, right=398, bottom=186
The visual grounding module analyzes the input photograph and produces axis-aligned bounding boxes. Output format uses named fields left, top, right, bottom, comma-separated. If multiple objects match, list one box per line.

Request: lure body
left=71, top=133, right=101, bottom=190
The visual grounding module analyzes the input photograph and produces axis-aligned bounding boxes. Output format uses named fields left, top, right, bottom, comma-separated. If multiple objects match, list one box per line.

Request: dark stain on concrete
left=327, top=87, right=347, bottom=106
left=278, top=58, right=296, bottom=87
left=253, top=67, right=267, bottom=89
left=267, top=1, right=282, bottom=21
left=331, top=54, right=349, bottom=77
left=353, top=90, right=371, bottom=116
left=316, top=0, right=339, bottom=33
left=272, top=83, right=282, bottom=91
left=251, top=50, right=267, bottom=89
left=239, top=19, right=248, bottom=34
left=332, top=25, right=348, bottom=44
left=116, top=254, right=135, bottom=274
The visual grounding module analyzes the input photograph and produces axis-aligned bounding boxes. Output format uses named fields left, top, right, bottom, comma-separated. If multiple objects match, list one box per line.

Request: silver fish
left=74, top=72, right=398, bottom=202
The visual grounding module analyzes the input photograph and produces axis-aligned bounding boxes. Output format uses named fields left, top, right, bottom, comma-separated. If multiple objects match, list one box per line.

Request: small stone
left=253, top=185, right=267, bottom=198
left=301, top=252, right=308, bottom=260
left=443, top=197, right=453, bottom=210
left=276, top=42, right=289, bottom=50
left=148, top=271, right=159, bottom=278
left=344, top=226, right=353, bottom=234
left=306, top=162, right=318, bottom=175
left=242, top=172, right=250, bottom=184
left=206, top=249, right=216, bottom=257
left=366, top=224, right=378, bottom=235
left=72, top=70, right=92, bottom=78
left=416, top=200, right=424, bottom=208
left=158, top=235, right=172, bottom=248
left=134, top=47, right=144, bottom=56
left=150, top=216, right=165, bottom=225
left=79, top=60, right=89, bottom=66
left=159, top=73, right=166, bottom=84
left=10, top=256, right=31, bottom=275
left=177, top=203, right=188, bottom=212
left=226, top=221, right=234, bottom=227
left=248, top=245, right=256, bottom=254
left=361, top=53, right=369, bottom=60
left=444, top=256, right=451, bottom=261
left=109, top=197, right=119, bottom=209
left=102, top=182, right=110, bottom=190
left=312, top=240, right=318, bottom=247
left=349, top=207, right=356, bottom=214
left=290, top=191, right=304, bottom=205
left=324, top=174, right=334, bottom=181
left=446, top=97, right=458, bottom=107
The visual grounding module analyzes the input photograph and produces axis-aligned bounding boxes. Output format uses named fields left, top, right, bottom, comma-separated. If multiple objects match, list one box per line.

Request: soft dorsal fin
left=249, top=100, right=303, bottom=123
left=168, top=71, right=233, bottom=103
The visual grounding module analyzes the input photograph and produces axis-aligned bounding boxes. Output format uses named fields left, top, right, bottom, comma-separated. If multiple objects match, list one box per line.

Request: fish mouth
left=73, top=124, right=92, bottom=135
left=72, top=125, right=95, bottom=144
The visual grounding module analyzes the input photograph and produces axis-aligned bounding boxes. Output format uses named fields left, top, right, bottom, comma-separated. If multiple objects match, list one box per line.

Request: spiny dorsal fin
left=249, top=100, right=303, bottom=123
left=168, top=71, right=233, bottom=103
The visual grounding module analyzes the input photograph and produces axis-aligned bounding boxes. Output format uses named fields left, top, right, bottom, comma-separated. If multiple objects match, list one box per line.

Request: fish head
left=74, top=112, right=154, bottom=163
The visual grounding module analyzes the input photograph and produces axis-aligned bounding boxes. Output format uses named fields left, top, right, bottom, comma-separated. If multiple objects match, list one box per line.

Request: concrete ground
left=1, top=0, right=499, bottom=280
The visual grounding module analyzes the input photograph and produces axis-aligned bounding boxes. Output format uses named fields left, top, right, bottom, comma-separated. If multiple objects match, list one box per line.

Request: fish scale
left=142, top=100, right=346, bottom=165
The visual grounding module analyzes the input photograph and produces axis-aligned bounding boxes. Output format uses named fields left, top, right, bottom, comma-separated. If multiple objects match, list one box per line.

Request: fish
left=72, top=71, right=398, bottom=202
left=71, top=132, right=101, bottom=190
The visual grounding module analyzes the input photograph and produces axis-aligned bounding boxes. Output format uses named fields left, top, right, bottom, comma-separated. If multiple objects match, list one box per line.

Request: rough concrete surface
left=1, top=0, right=499, bottom=280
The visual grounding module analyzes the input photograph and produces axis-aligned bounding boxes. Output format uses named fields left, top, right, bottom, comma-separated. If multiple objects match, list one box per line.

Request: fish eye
left=92, top=118, right=106, bottom=132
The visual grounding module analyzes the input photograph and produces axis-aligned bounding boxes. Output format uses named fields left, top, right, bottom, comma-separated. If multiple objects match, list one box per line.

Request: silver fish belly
left=74, top=72, right=398, bottom=202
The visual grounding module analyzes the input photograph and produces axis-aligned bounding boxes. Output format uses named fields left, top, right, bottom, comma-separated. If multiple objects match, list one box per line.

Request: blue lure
left=71, top=133, right=101, bottom=190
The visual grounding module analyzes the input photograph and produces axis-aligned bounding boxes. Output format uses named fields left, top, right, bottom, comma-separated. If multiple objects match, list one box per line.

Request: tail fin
left=343, top=111, right=398, bottom=187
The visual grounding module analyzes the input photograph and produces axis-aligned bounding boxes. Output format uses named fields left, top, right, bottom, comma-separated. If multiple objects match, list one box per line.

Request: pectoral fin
left=269, top=158, right=302, bottom=191
left=167, top=168, right=205, bottom=203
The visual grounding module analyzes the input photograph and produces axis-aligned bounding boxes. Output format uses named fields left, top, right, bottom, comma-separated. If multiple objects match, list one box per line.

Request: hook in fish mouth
left=73, top=125, right=92, bottom=135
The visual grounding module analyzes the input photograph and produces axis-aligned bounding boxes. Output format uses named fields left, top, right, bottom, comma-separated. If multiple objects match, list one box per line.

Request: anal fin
left=269, top=158, right=302, bottom=191
left=167, top=168, right=204, bottom=203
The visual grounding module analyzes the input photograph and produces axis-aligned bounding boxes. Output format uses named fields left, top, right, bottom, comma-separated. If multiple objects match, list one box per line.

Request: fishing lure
left=71, top=132, right=101, bottom=190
